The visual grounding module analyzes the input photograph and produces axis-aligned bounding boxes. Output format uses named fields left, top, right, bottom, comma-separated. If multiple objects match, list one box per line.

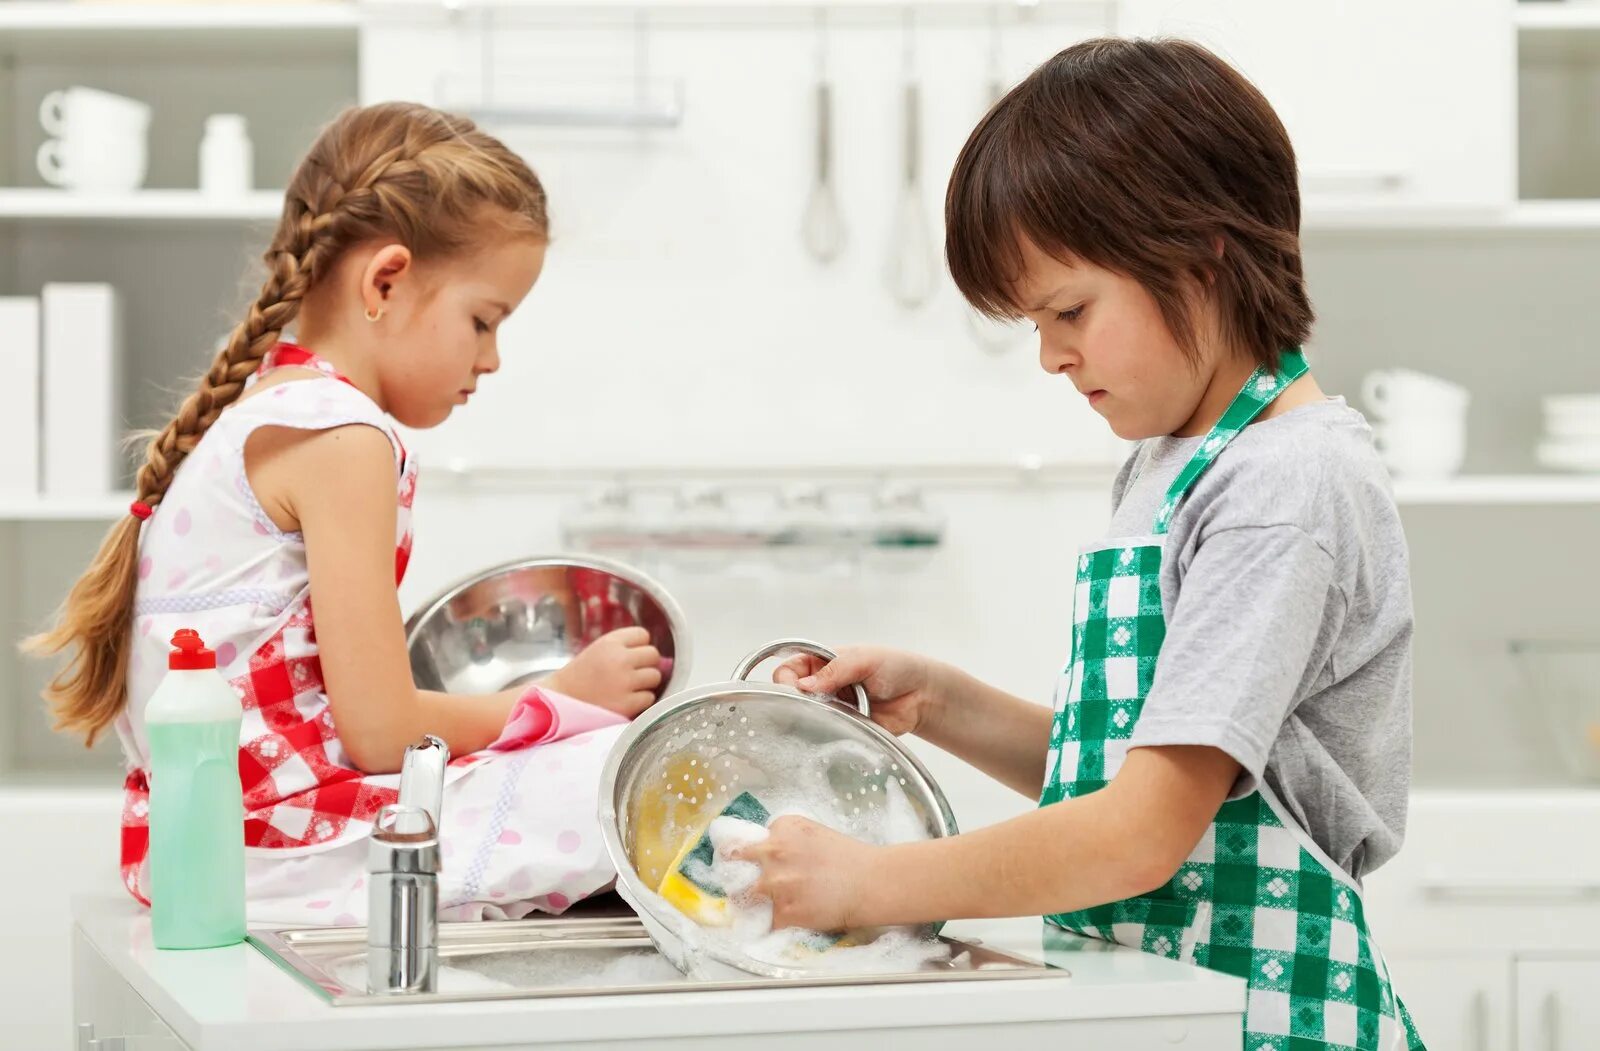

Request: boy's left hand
left=730, top=815, right=883, bottom=932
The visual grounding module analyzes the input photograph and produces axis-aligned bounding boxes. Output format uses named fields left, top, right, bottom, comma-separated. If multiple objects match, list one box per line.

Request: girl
left=28, top=102, right=663, bottom=925
left=737, top=39, right=1425, bottom=1051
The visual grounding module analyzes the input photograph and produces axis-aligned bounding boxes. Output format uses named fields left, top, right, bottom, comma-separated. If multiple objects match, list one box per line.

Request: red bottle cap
left=168, top=628, right=216, bottom=670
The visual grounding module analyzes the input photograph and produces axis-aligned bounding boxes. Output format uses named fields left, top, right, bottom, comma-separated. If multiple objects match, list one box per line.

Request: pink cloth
left=488, top=686, right=628, bottom=752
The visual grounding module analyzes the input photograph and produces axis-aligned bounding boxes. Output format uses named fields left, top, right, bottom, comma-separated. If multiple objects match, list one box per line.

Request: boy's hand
left=544, top=626, right=662, bottom=718
left=773, top=646, right=947, bottom=738
left=730, top=816, right=882, bottom=932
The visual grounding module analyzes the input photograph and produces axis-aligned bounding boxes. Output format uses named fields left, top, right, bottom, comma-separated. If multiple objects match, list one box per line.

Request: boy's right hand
left=773, top=646, right=946, bottom=738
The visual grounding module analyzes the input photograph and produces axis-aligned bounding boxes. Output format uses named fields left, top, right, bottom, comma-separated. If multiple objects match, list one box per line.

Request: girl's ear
left=360, top=243, right=414, bottom=318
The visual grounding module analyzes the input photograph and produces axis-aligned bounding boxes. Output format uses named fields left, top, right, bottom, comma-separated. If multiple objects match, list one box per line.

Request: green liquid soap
left=146, top=629, right=246, bottom=950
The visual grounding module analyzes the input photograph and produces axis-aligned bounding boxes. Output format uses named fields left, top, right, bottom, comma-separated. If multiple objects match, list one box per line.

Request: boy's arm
left=917, top=665, right=1055, bottom=799
left=739, top=744, right=1239, bottom=930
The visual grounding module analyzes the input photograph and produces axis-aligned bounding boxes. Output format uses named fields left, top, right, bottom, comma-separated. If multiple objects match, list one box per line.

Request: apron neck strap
left=1152, top=347, right=1309, bottom=535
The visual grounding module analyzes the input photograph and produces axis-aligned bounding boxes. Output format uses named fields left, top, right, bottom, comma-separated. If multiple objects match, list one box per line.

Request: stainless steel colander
left=597, top=639, right=959, bottom=979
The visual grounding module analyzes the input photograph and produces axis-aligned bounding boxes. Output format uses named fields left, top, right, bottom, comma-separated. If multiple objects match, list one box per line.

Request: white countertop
left=74, top=896, right=1245, bottom=1050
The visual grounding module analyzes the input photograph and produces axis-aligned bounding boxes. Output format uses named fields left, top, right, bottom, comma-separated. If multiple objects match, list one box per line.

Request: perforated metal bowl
left=405, top=554, right=690, bottom=700
left=597, top=639, right=959, bottom=980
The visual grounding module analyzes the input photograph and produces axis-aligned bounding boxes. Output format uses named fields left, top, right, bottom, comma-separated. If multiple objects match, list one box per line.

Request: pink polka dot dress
left=116, top=345, right=622, bottom=925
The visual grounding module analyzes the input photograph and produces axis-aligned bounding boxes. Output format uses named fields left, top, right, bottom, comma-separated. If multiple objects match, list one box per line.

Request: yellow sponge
left=655, top=791, right=771, bottom=927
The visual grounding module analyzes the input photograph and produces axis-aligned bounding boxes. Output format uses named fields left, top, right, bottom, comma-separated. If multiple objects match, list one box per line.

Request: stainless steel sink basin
left=249, top=908, right=1066, bottom=1007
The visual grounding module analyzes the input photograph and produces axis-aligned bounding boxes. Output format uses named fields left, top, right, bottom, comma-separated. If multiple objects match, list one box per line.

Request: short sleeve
left=1128, top=523, right=1345, bottom=798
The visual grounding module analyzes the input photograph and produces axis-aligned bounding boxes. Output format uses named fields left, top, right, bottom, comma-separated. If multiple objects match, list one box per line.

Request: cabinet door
left=73, top=927, right=193, bottom=1051
left=1515, top=960, right=1600, bottom=1051
left=1383, top=953, right=1512, bottom=1051
left=1115, top=0, right=1514, bottom=211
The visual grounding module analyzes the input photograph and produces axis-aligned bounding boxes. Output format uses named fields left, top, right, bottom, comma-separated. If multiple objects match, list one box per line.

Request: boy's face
left=1010, top=237, right=1218, bottom=441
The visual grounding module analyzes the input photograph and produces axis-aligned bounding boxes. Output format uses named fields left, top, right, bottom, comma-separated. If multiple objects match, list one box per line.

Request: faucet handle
left=397, top=734, right=448, bottom=833
left=368, top=804, right=439, bottom=876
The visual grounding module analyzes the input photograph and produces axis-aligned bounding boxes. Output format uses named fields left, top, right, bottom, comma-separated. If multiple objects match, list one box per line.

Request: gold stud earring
left=365, top=307, right=384, bottom=323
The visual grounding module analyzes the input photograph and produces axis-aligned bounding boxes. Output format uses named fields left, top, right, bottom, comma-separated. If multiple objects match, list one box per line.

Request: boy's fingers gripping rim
left=796, top=652, right=869, bottom=697
left=772, top=655, right=818, bottom=685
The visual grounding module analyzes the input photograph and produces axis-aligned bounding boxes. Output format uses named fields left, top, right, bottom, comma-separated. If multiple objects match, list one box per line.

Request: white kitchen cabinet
left=1384, top=953, right=1513, bottom=1051
left=75, top=926, right=193, bottom=1051
left=1515, top=959, right=1600, bottom=1051
left=1116, top=0, right=1514, bottom=212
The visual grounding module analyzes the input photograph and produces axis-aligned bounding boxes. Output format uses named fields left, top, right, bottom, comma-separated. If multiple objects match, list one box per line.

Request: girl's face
left=364, top=236, right=547, bottom=429
left=1010, top=237, right=1224, bottom=440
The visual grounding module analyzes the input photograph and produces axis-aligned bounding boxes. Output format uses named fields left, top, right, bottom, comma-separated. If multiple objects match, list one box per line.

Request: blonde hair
left=25, top=102, right=548, bottom=746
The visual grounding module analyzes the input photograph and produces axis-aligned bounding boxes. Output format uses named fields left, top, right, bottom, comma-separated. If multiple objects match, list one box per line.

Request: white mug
left=1371, top=416, right=1467, bottom=480
left=36, top=135, right=148, bottom=191
left=1543, top=394, right=1600, bottom=440
left=38, top=87, right=150, bottom=141
left=1362, top=369, right=1470, bottom=418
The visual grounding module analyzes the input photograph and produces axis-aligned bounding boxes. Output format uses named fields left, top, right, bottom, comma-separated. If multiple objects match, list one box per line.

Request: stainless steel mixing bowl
left=404, top=554, right=691, bottom=700
left=598, top=639, right=960, bottom=980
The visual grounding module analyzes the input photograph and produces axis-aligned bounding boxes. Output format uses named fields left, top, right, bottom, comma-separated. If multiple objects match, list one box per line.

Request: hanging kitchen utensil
left=801, top=11, right=846, bottom=264
left=884, top=11, right=937, bottom=309
left=965, top=10, right=1028, bottom=352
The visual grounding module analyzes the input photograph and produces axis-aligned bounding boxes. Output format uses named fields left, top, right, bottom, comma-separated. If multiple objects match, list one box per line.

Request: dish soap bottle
left=147, top=628, right=246, bottom=949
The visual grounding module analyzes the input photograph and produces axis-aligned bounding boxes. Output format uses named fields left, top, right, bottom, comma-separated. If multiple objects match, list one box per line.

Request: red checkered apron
left=118, top=346, right=486, bottom=905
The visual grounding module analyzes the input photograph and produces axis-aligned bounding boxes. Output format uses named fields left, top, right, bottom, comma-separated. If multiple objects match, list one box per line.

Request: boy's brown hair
left=945, top=37, right=1313, bottom=370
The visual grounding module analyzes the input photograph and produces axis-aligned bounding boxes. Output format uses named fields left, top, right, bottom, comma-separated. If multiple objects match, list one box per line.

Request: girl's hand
left=545, top=627, right=662, bottom=718
left=773, top=646, right=947, bottom=737
left=730, top=816, right=882, bottom=932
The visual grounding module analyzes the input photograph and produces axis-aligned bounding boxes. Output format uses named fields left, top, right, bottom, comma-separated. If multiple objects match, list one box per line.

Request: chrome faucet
left=367, top=734, right=448, bottom=995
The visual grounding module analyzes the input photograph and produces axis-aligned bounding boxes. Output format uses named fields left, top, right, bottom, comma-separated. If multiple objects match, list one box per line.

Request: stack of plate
left=1538, top=394, right=1600, bottom=473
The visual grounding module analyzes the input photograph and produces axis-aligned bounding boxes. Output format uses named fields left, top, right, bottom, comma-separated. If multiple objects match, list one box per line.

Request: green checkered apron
left=1039, top=349, right=1425, bottom=1051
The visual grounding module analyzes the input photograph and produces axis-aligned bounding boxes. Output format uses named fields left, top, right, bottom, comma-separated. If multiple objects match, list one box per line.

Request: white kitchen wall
left=364, top=5, right=1127, bottom=473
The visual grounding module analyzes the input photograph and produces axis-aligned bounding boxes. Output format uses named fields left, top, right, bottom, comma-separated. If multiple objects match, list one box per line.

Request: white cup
left=36, top=87, right=150, bottom=192
left=1543, top=394, right=1600, bottom=440
left=1362, top=369, right=1470, bottom=419
left=36, top=133, right=148, bottom=191
left=39, top=87, right=150, bottom=141
left=1371, top=414, right=1467, bottom=480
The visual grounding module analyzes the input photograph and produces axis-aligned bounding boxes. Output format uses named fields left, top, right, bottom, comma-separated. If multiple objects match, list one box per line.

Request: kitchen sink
left=248, top=898, right=1067, bottom=1006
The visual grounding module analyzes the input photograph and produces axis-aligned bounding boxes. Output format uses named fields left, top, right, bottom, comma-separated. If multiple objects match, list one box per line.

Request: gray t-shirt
left=1111, top=397, right=1413, bottom=881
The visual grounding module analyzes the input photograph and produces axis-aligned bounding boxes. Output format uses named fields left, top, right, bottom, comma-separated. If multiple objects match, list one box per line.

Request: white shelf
left=1394, top=475, right=1600, bottom=505
left=12, top=193, right=1599, bottom=232
left=0, top=493, right=135, bottom=521
left=1305, top=200, right=1600, bottom=233
left=23, top=193, right=1589, bottom=231
left=1502, top=199, right=1600, bottom=227
left=1517, top=2, right=1600, bottom=31
left=0, top=189, right=283, bottom=222
left=0, top=2, right=357, bottom=34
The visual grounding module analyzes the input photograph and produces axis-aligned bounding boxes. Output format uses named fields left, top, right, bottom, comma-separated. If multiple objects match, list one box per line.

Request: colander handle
left=730, top=638, right=871, bottom=718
